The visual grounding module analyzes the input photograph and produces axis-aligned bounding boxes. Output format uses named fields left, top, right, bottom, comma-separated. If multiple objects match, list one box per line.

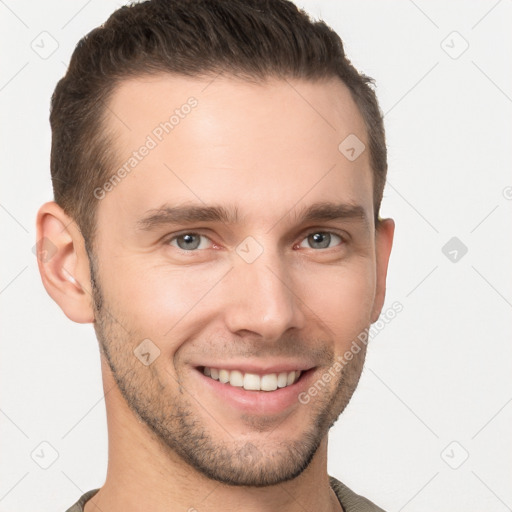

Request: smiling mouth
left=199, top=366, right=304, bottom=392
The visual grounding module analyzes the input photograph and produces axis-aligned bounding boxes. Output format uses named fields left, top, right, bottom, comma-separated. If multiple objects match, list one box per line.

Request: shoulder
left=329, top=475, right=387, bottom=512
left=64, top=489, right=100, bottom=512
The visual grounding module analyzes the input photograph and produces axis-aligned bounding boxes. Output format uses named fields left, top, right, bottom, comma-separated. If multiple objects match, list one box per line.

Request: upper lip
left=196, top=361, right=315, bottom=374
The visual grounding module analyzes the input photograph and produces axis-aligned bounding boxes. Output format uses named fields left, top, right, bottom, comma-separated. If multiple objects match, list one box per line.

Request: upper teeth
left=203, top=367, right=301, bottom=391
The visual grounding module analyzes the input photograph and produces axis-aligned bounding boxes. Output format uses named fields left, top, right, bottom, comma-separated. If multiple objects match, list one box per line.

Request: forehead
left=99, top=73, right=373, bottom=229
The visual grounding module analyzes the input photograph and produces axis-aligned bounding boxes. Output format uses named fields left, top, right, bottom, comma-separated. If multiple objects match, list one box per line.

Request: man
left=36, top=0, right=394, bottom=510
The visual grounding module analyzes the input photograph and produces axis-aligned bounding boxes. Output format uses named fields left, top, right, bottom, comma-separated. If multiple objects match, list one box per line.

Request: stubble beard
left=88, top=255, right=367, bottom=487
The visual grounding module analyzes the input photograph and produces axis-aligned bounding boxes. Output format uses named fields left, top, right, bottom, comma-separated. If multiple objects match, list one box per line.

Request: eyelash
left=163, top=230, right=347, bottom=253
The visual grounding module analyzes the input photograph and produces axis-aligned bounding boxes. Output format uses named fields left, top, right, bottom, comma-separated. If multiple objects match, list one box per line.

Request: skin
left=37, top=74, right=394, bottom=512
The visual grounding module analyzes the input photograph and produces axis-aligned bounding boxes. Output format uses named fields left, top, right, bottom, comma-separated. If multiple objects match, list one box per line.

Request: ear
left=370, top=218, right=395, bottom=323
left=35, top=201, right=95, bottom=323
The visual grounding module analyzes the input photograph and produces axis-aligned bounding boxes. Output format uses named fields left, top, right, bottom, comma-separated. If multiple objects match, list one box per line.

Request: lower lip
left=194, top=368, right=315, bottom=415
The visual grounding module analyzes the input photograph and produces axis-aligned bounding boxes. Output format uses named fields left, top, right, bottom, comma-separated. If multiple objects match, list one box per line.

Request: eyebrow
left=291, top=202, right=370, bottom=229
left=135, top=201, right=370, bottom=231
left=136, top=204, right=240, bottom=231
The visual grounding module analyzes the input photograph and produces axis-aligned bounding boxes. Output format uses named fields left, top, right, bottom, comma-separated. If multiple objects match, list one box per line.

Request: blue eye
left=299, top=232, right=343, bottom=250
left=169, top=233, right=212, bottom=251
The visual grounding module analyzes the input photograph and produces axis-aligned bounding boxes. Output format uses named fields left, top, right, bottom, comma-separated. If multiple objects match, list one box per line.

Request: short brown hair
left=50, top=0, right=387, bottom=254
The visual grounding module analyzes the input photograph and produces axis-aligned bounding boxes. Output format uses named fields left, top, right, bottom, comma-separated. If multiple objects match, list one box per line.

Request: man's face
left=90, top=74, right=390, bottom=486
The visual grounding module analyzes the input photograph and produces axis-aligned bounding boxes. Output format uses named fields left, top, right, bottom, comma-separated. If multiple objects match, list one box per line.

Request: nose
left=222, top=245, right=305, bottom=342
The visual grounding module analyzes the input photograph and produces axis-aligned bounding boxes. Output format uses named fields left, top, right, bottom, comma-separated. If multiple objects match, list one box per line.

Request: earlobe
left=371, top=218, right=395, bottom=323
left=35, top=201, right=95, bottom=324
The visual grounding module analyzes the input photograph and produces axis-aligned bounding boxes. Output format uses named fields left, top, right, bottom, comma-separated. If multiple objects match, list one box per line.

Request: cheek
left=298, top=260, right=376, bottom=344
left=104, top=260, right=227, bottom=337
left=99, top=247, right=375, bottom=354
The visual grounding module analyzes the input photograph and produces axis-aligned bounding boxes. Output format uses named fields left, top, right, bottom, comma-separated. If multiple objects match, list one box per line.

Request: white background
left=1, top=1, right=511, bottom=511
